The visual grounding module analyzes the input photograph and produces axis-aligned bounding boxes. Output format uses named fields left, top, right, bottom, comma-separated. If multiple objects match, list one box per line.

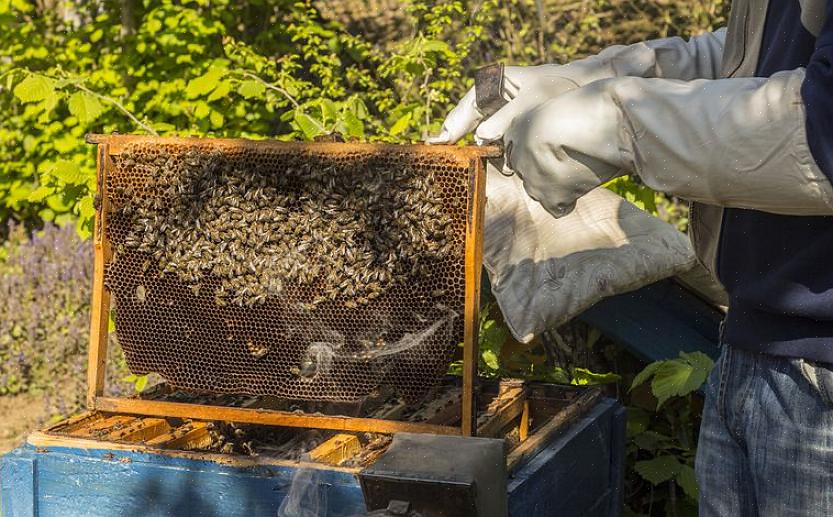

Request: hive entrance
left=101, top=139, right=476, bottom=405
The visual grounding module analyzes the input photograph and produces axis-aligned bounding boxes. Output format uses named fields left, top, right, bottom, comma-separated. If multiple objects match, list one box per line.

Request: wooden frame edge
left=87, top=143, right=111, bottom=408
left=94, top=397, right=462, bottom=436
left=462, top=157, right=487, bottom=436
left=26, top=431, right=362, bottom=473
left=85, top=137, right=491, bottom=437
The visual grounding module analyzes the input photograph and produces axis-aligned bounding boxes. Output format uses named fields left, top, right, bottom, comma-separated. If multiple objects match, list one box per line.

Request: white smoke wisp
left=294, top=305, right=459, bottom=378
left=276, top=455, right=329, bottom=517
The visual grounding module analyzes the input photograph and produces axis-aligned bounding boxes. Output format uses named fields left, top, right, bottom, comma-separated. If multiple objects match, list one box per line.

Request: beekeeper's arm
left=436, top=26, right=833, bottom=218
left=427, top=29, right=726, bottom=144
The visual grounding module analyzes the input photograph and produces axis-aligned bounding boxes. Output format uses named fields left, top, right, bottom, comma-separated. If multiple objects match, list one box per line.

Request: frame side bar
left=94, top=398, right=462, bottom=436
left=87, top=143, right=112, bottom=408
left=462, top=157, right=487, bottom=436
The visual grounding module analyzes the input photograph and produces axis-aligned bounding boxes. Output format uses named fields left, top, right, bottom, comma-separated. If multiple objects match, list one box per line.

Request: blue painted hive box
left=1, top=383, right=624, bottom=517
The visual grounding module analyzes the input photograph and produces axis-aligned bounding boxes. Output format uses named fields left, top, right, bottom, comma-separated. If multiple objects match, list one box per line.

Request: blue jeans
left=696, top=345, right=833, bottom=516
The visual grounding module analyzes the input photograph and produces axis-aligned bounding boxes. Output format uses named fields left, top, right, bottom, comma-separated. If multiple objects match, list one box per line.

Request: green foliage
left=631, top=352, right=713, bottom=408
left=0, top=0, right=496, bottom=234
left=625, top=353, right=714, bottom=515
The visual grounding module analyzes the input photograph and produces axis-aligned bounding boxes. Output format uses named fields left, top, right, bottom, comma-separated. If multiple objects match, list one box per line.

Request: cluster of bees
left=109, top=147, right=461, bottom=309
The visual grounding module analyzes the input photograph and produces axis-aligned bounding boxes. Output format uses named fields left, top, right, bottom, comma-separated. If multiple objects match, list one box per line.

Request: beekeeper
left=430, top=1, right=833, bottom=514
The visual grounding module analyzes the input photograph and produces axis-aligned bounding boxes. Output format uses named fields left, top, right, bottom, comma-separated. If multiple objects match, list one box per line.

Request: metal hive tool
left=86, top=135, right=493, bottom=436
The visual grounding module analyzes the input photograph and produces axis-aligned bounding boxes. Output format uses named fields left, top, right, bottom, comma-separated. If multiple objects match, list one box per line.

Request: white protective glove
left=427, top=29, right=726, bottom=147
left=504, top=68, right=833, bottom=217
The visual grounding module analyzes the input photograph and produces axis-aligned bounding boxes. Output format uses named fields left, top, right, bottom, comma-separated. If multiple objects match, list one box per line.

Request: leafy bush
left=0, top=0, right=729, bottom=234
left=626, top=352, right=715, bottom=516
left=0, top=223, right=129, bottom=418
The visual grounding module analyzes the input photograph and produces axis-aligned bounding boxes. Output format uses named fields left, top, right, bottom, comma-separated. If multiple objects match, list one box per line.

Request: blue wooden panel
left=507, top=398, right=626, bottom=517
left=578, top=279, right=722, bottom=362
left=0, top=449, right=36, bottom=517
left=3, top=447, right=365, bottom=517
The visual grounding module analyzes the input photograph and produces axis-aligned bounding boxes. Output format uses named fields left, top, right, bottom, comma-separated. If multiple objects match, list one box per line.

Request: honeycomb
left=101, top=139, right=476, bottom=403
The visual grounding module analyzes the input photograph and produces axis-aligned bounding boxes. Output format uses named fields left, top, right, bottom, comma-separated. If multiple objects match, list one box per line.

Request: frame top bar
left=85, top=133, right=503, bottom=160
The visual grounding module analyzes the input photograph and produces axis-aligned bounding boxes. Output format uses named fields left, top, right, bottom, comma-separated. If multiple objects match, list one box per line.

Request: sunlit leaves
left=238, top=79, right=265, bottom=99
left=67, top=91, right=105, bottom=124
left=390, top=111, right=412, bottom=135
left=13, top=74, right=55, bottom=103
left=185, top=66, right=226, bottom=98
left=47, top=160, right=88, bottom=186
left=293, top=110, right=323, bottom=140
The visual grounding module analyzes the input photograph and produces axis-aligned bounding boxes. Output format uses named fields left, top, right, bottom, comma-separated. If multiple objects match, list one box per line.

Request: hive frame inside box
left=85, top=134, right=498, bottom=437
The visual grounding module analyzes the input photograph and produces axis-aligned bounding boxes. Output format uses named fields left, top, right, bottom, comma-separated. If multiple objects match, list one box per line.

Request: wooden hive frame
left=85, top=134, right=499, bottom=437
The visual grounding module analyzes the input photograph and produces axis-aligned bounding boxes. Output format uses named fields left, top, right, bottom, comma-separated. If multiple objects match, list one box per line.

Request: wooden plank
left=476, top=387, right=527, bottom=438
left=507, top=389, right=602, bottom=472
left=25, top=431, right=361, bottom=473
left=408, top=387, right=461, bottom=425
left=102, top=418, right=171, bottom=443
left=87, top=142, right=112, bottom=409
left=67, top=415, right=136, bottom=438
left=308, top=434, right=361, bottom=466
left=147, top=422, right=213, bottom=450
left=519, top=401, right=530, bottom=443
left=94, top=397, right=462, bottom=436
left=43, top=412, right=102, bottom=434
left=462, top=157, right=487, bottom=436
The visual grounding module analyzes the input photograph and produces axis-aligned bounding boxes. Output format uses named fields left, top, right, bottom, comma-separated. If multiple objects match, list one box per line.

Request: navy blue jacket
left=719, top=0, right=833, bottom=362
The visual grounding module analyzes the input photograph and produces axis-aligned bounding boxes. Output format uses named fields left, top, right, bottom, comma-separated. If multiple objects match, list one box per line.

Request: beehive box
left=86, top=135, right=497, bottom=436
left=1, top=383, right=626, bottom=517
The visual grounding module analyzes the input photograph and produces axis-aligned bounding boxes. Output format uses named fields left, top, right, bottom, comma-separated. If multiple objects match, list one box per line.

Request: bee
left=135, top=285, right=147, bottom=304
left=246, top=339, right=269, bottom=359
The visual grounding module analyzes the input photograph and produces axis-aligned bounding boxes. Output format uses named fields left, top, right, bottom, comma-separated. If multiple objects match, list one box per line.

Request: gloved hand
left=427, top=29, right=727, bottom=146
left=425, top=66, right=579, bottom=145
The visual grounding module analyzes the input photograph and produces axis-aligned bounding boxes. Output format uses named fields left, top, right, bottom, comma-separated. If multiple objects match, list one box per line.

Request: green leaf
left=77, top=195, right=95, bottom=220
left=481, top=349, right=500, bottom=370
left=238, top=80, right=265, bottom=99
left=626, top=407, right=651, bottom=437
left=67, top=91, right=105, bottom=124
left=320, top=99, right=338, bottom=125
left=651, top=352, right=713, bottom=407
left=341, top=110, right=364, bottom=138
left=632, top=430, right=675, bottom=451
left=13, top=74, right=55, bottom=104
left=27, top=186, right=53, bottom=203
left=677, top=464, right=699, bottom=501
left=631, top=361, right=662, bottom=391
left=47, top=160, right=87, bottom=186
left=194, top=101, right=210, bottom=120
left=421, top=39, right=451, bottom=53
left=390, top=111, right=412, bottom=136
left=210, top=111, right=224, bottom=129
left=208, top=80, right=232, bottom=101
left=134, top=374, right=149, bottom=393
left=185, top=66, right=225, bottom=99
left=293, top=111, right=323, bottom=140
left=571, top=367, right=620, bottom=385
left=635, top=455, right=681, bottom=485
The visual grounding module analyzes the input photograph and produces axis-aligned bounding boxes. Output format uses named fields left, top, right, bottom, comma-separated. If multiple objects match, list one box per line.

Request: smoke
left=276, top=458, right=330, bottom=517
left=293, top=306, right=458, bottom=380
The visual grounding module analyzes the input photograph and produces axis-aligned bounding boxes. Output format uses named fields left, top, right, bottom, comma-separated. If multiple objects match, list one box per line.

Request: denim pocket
left=798, top=359, right=833, bottom=408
